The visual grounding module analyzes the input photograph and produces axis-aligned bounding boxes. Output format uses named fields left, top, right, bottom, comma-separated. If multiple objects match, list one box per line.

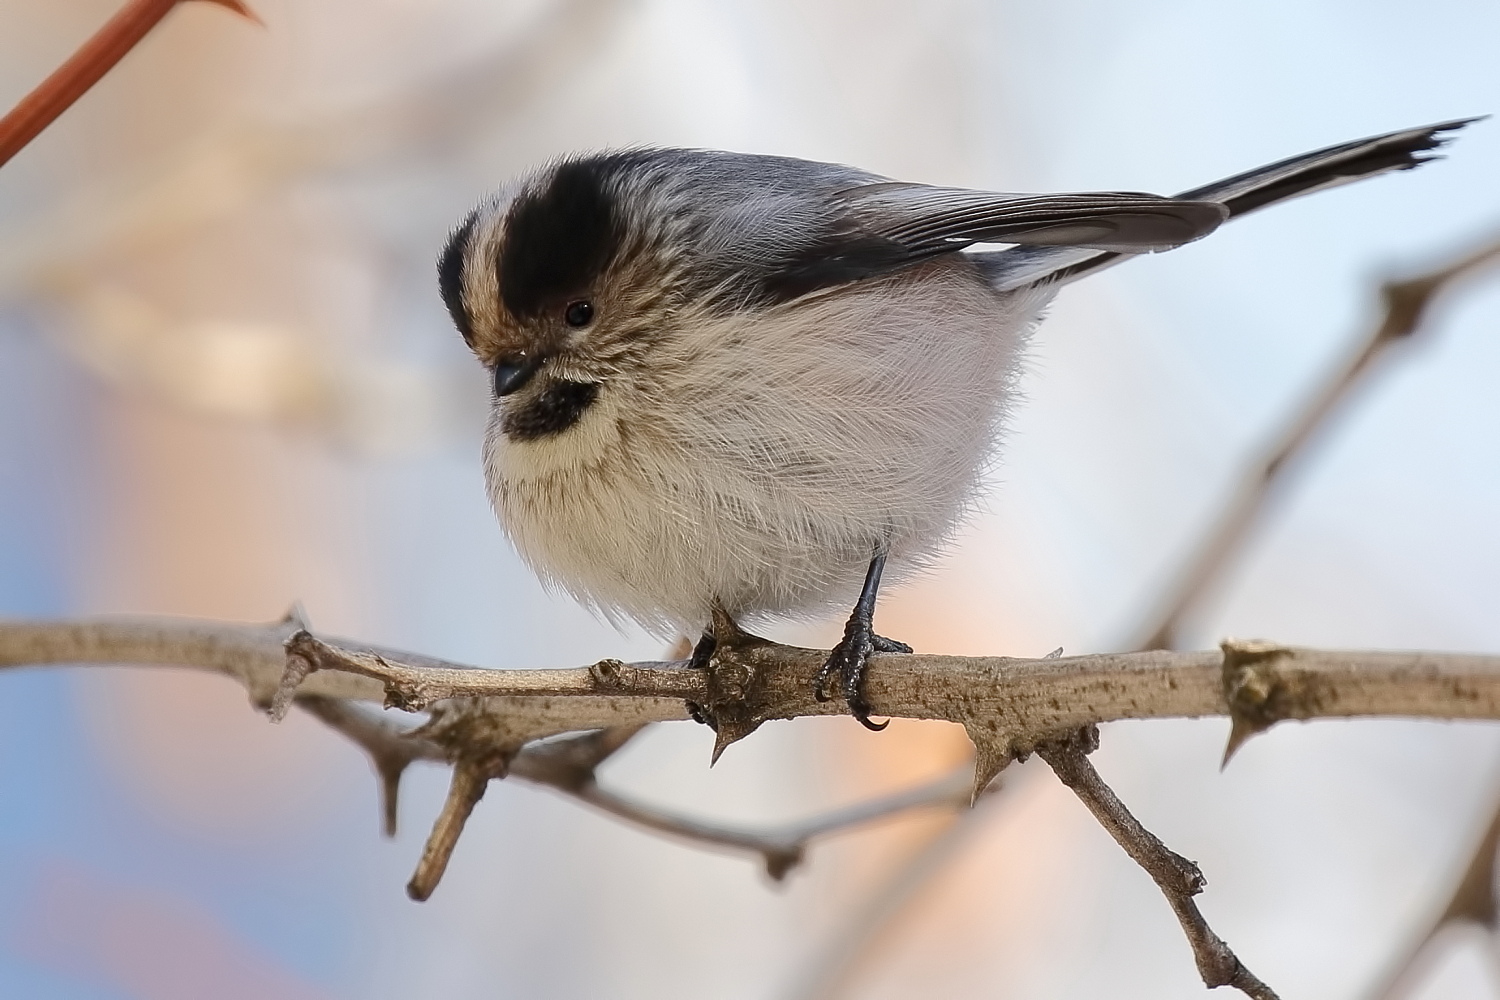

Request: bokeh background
left=2, top=1, right=1500, bottom=997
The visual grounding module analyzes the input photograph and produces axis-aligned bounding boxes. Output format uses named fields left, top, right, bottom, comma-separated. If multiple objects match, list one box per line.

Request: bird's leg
left=813, top=554, right=912, bottom=731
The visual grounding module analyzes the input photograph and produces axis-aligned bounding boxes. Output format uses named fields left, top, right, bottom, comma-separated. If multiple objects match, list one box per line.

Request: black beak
left=492, top=354, right=545, bottom=396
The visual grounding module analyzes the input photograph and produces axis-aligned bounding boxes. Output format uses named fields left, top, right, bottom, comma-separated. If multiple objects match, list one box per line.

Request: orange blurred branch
left=0, top=0, right=258, bottom=169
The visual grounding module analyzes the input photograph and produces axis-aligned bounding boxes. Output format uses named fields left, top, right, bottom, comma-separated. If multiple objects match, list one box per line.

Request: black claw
left=847, top=691, right=890, bottom=732
left=688, top=631, right=717, bottom=671
left=685, top=630, right=718, bottom=727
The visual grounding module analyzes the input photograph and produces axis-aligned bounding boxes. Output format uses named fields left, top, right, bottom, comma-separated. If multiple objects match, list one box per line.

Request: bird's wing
left=752, top=187, right=1226, bottom=304
left=837, top=184, right=1227, bottom=255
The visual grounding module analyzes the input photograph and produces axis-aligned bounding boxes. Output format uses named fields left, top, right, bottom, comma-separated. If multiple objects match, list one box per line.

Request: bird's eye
left=564, top=300, right=594, bottom=327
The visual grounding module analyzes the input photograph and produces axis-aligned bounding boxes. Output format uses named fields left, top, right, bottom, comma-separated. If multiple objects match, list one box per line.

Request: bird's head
left=439, top=155, right=680, bottom=443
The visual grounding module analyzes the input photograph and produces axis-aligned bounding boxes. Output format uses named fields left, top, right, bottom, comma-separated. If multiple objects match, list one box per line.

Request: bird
left=438, top=118, right=1476, bottom=730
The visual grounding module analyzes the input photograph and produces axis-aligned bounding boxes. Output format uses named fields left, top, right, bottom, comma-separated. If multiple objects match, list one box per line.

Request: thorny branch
left=9, top=615, right=1500, bottom=896
left=12, top=615, right=1500, bottom=994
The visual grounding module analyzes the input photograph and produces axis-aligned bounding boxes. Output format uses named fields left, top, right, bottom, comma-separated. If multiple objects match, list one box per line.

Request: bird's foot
left=813, top=613, right=911, bottom=731
left=685, top=631, right=717, bottom=726
left=688, top=632, right=717, bottom=671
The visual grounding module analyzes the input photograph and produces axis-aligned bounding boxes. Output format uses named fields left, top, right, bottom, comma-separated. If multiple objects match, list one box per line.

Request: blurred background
left=2, top=0, right=1499, bottom=997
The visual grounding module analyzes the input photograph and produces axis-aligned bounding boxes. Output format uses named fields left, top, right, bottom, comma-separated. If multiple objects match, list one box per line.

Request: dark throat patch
left=501, top=380, right=600, bottom=441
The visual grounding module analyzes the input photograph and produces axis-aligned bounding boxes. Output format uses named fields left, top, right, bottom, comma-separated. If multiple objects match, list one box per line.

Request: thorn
left=709, top=727, right=735, bottom=765
left=1218, top=638, right=1291, bottom=768
left=194, top=0, right=263, bottom=25
left=268, top=651, right=312, bottom=722
left=965, top=724, right=1013, bottom=805
left=279, top=600, right=309, bottom=629
left=708, top=713, right=764, bottom=765
left=763, top=846, right=804, bottom=882
left=708, top=603, right=749, bottom=646
left=1220, top=716, right=1267, bottom=769
left=376, top=757, right=406, bottom=838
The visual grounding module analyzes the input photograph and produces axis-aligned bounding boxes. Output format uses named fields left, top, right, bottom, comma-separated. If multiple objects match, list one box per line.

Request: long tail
left=982, top=117, right=1483, bottom=292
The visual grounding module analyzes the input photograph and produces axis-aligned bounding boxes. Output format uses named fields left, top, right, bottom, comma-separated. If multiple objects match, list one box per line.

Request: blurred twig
left=0, top=0, right=257, bottom=169
left=301, top=695, right=971, bottom=891
left=1364, top=790, right=1500, bottom=999
left=579, top=764, right=974, bottom=882
left=1137, top=230, right=1500, bottom=651
left=783, top=793, right=1003, bottom=1000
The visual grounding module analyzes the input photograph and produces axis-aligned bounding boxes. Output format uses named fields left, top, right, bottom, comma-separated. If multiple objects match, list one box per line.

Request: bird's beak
left=493, top=354, right=545, bottom=396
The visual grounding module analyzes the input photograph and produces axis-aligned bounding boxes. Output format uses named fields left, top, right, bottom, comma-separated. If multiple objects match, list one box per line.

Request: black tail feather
left=982, top=116, right=1484, bottom=291
left=1176, top=116, right=1483, bottom=219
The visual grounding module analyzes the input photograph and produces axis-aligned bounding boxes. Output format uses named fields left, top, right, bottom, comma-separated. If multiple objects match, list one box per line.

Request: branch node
left=589, top=658, right=624, bottom=687
left=696, top=613, right=777, bottom=763
left=705, top=656, right=764, bottom=763
left=1376, top=274, right=1441, bottom=345
left=763, top=845, right=805, bottom=882
left=1220, top=639, right=1296, bottom=765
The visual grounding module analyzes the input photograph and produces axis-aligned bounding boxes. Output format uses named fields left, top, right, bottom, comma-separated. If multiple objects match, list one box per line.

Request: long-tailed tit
left=439, top=119, right=1475, bottom=729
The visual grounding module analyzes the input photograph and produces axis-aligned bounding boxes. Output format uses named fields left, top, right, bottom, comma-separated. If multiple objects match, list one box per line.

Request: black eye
left=564, top=300, right=594, bottom=327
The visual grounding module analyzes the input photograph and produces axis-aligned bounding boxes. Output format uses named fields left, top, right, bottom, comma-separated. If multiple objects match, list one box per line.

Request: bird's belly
left=487, top=267, right=1046, bottom=634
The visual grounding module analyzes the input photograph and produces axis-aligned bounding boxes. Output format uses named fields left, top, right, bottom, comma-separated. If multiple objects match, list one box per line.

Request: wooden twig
left=576, top=765, right=974, bottom=882
left=302, top=695, right=972, bottom=887
left=784, top=799, right=1002, bottom=1000
left=1037, top=727, right=1277, bottom=999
